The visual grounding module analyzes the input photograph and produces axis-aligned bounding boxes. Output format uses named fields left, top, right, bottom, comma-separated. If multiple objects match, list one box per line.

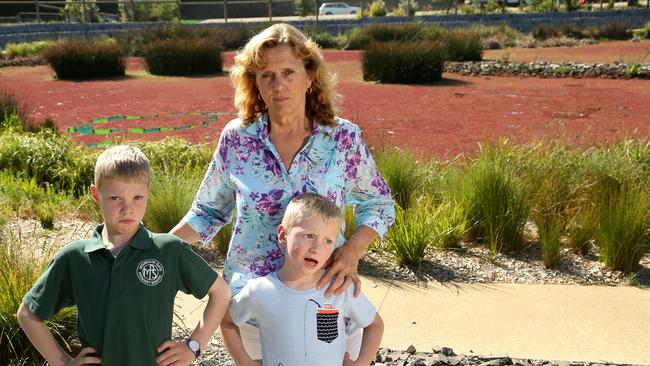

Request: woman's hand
left=317, top=225, right=378, bottom=297
left=317, top=243, right=362, bottom=298
left=64, top=347, right=101, bottom=366
left=155, top=340, right=196, bottom=366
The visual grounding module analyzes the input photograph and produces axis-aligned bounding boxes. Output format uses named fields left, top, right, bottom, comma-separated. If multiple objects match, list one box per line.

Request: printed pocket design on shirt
left=316, top=302, right=339, bottom=343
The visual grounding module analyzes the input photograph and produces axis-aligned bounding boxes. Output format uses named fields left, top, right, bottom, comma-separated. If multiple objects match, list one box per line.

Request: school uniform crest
left=137, top=259, right=164, bottom=286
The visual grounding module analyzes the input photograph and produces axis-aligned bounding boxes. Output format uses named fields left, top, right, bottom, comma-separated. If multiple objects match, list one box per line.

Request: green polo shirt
left=23, top=224, right=218, bottom=365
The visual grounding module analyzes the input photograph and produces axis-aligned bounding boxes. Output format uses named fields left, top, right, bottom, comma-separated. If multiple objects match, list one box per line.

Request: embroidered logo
left=136, top=259, right=164, bottom=286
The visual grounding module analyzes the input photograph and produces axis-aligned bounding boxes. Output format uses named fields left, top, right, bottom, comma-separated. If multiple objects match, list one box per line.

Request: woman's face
left=255, top=44, right=312, bottom=120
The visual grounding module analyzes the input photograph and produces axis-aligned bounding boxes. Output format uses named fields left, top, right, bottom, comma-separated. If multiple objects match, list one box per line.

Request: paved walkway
left=174, top=276, right=650, bottom=365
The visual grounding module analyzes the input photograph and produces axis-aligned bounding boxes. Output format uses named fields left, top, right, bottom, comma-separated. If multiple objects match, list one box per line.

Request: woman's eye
left=110, top=196, right=120, bottom=201
left=305, top=233, right=314, bottom=239
left=134, top=195, right=144, bottom=200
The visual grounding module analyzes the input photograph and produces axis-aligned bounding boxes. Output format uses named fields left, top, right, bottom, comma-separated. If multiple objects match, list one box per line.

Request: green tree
left=63, top=0, right=101, bottom=22
left=295, top=0, right=318, bottom=16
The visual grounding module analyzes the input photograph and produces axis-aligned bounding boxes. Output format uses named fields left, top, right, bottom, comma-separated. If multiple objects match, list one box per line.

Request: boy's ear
left=277, top=224, right=287, bottom=248
left=89, top=184, right=100, bottom=204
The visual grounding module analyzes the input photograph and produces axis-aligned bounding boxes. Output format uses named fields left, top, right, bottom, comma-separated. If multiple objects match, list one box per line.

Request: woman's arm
left=170, top=222, right=201, bottom=244
left=318, top=123, right=396, bottom=297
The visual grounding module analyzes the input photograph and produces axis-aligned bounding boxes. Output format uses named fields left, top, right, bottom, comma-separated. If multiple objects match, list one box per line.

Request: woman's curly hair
left=230, top=23, right=339, bottom=127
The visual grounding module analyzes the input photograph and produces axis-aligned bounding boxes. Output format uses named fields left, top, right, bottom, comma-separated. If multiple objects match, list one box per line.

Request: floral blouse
left=183, top=114, right=395, bottom=294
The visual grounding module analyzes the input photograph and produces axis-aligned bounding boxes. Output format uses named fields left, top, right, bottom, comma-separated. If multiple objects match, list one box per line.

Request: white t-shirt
left=230, top=272, right=377, bottom=366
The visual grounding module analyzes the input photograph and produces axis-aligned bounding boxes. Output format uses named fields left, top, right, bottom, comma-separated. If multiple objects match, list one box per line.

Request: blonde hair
left=230, top=23, right=338, bottom=127
left=282, top=193, right=342, bottom=234
left=94, top=145, right=151, bottom=189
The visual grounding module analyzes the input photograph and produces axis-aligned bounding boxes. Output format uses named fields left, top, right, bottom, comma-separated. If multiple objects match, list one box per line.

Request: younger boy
left=17, top=145, right=231, bottom=366
left=223, top=193, right=384, bottom=366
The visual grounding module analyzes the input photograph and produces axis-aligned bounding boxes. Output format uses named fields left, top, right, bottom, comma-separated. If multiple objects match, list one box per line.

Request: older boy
left=17, top=145, right=231, bottom=366
left=222, top=193, right=384, bottom=366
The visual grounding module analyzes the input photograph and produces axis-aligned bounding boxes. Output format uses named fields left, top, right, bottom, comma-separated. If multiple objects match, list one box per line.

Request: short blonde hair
left=282, top=193, right=342, bottom=234
left=230, top=23, right=338, bottom=127
left=94, top=145, right=151, bottom=189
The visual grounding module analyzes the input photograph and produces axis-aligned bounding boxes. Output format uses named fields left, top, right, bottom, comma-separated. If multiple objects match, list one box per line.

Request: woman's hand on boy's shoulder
left=156, top=340, right=196, bottom=366
left=64, top=347, right=101, bottom=366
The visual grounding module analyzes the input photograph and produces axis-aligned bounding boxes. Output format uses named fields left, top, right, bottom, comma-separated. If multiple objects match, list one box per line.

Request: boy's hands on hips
left=64, top=347, right=101, bottom=365
left=156, top=340, right=196, bottom=366
left=342, top=351, right=364, bottom=366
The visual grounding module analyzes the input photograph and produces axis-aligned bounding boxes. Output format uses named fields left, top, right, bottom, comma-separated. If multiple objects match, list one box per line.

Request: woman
left=171, top=23, right=394, bottom=361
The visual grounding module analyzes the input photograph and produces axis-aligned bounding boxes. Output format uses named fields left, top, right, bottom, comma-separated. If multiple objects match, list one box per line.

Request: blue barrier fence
left=1, top=8, right=649, bottom=48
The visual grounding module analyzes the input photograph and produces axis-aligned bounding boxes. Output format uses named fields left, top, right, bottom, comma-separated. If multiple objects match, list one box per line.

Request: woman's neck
left=268, top=113, right=311, bottom=137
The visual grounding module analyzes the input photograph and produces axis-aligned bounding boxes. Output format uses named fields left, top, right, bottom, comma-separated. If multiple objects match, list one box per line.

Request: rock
left=407, top=345, right=417, bottom=354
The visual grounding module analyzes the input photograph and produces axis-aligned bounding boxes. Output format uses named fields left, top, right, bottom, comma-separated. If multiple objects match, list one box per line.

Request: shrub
left=137, top=138, right=213, bottom=175
left=150, top=1, right=180, bottom=21
left=295, top=0, right=317, bottom=16
left=384, top=202, right=433, bottom=267
left=567, top=211, right=594, bottom=255
left=212, top=222, right=233, bottom=255
left=304, top=28, right=341, bottom=49
left=119, top=0, right=154, bottom=21
left=1, top=41, right=53, bottom=60
left=343, top=27, right=374, bottom=50
left=445, top=28, right=483, bottom=62
left=64, top=0, right=101, bottom=22
left=374, top=148, right=424, bottom=209
left=362, top=41, right=445, bottom=84
left=366, top=0, right=388, bottom=16
left=453, top=148, right=529, bottom=254
left=594, top=177, right=649, bottom=274
left=431, top=201, right=467, bottom=250
left=119, top=24, right=227, bottom=56
left=145, top=168, right=203, bottom=233
left=363, top=23, right=429, bottom=43
left=1, top=90, right=32, bottom=131
left=586, top=22, right=632, bottom=40
left=43, top=38, right=125, bottom=80
left=217, top=27, right=258, bottom=51
left=527, top=0, right=554, bottom=12
left=460, top=3, right=478, bottom=14
left=396, top=0, right=417, bottom=16
left=0, top=130, right=96, bottom=196
left=532, top=24, right=558, bottom=41
left=143, top=38, right=222, bottom=76
left=0, top=228, right=77, bottom=365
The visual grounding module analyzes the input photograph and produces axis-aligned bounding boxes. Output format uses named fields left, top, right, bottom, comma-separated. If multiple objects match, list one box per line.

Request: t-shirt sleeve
left=176, top=242, right=218, bottom=299
left=345, top=288, right=377, bottom=329
left=22, top=251, right=75, bottom=321
left=229, top=283, right=254, bottom=326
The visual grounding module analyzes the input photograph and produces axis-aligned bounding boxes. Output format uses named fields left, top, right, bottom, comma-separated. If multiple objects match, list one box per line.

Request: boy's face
left=278, top=214, right=341, bottom=278
left=90, top=177, right=149, bottom=238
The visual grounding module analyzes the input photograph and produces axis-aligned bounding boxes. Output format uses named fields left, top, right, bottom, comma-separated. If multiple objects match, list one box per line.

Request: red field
left=1, top=40, right=649, bottom=159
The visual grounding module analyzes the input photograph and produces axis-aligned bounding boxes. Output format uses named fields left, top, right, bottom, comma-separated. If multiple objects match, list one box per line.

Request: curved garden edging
left=444, top=60, right=650, bottom=79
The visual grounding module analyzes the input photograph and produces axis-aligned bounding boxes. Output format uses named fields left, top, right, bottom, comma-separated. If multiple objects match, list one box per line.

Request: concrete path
left=175, top=276, right=650, bottom=365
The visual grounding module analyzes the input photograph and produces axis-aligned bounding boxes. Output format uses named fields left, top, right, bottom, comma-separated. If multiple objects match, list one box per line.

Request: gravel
left=4, top=218, right=648, bottom=366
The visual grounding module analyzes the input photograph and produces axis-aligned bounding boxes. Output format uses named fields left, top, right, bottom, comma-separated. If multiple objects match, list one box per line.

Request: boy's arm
left=156, top=275, right=231, bottom=366
left=17, top=303, right=101, bottom=366
left=220, top=311, right=260, bottom=366
left=344, top=313, right=384, bottom=366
